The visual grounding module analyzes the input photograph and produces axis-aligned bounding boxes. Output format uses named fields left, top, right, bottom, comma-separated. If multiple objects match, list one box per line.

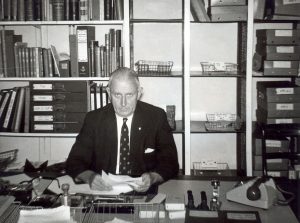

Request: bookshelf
left=250, top=6, right=300, bottom=178
left=3, top=0, right=298, bottom=178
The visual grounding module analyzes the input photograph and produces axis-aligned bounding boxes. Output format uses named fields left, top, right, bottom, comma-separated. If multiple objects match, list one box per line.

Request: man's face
left=108, top=78, right=141, bottom=117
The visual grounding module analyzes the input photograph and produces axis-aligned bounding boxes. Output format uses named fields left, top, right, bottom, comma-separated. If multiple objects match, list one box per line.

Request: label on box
left=33, top=106, right=53, bottom=112
left=34, top=124, right=54, bottom=131
left=275, top=30, right=293, bottom=37
left=276, top=103, right=294, bottom=110
left=34, top=115, right=54, bottom=122
left=273, top=61, right=291, bottom=68
left=266, top=140, right=282, bottom=147
left=276, top=46, right=294, bottom=53
left=33, top=95, right=53, bottom=101
left=33, top=84, right=53, bottom=90
left=275, top=119, right=293, bottom=124
left=283, top=0, right=300, bottom=5
left=276, top=88, right=294, bottom=95
left=267, top=159, right=283, bottom=163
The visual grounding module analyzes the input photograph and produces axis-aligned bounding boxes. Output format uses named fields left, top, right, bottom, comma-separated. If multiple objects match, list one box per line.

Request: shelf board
left=0, top=77, right=110, bottom=81
left=0, top=20, right=124, bottom=26
left=254, top=19, right=300, bottom=23
left=0, top=121, right=184, bottom=137
left=0, top=132, right=78, bottom=137
left=130, top=19, right=183, bottom=23
left=190, top=71, right=245, bottom=77
left=137, top=71, right=183, bottom=77
left=252, top=71, right=299, bottom=78
left=191, top=121, right=244, bottom=133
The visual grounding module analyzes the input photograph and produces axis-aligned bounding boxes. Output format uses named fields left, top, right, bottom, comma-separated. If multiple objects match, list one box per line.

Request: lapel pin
left=138, top=127, right=142, bottom=131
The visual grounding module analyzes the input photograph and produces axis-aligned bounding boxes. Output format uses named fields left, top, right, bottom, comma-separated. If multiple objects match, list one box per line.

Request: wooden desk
left=2, top=174, right=299, bottom=223
left=159, top=179, right=299, bottom=223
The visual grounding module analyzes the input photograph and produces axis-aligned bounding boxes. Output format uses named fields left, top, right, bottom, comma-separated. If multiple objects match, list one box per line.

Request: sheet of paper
left=18, top=206, right=75, bottom=223
left=48, top=175, right=133, bottom=196
left=102, top=171, right=142, bottom=185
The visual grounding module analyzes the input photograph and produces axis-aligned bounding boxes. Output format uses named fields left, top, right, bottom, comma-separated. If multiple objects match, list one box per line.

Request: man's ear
left=138, top=87, right=143, bottom=100
left=106, top=87, right=111, bottom=100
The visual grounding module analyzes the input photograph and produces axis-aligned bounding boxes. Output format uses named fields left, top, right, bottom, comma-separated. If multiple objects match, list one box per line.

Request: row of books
left=0, top=27, right=123, bottom=78
left=0, top=81, right=109, bottom=133
left=0, top=0, right=123, bottom=22
left=71, top=27, right=123, bottom=77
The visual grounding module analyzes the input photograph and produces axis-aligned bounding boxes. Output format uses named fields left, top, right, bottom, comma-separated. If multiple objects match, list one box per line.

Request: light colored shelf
left=0, top=77, right=110, bottom=81
left=0, top=20, right=124, bottom=26
left=0, top=132, right=77, bottom=137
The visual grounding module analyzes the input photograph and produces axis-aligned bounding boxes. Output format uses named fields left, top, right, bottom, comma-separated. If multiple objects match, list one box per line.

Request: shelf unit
left=0, top=0, right=274, bottom=177
left=250, top=5, right=300, bottom=177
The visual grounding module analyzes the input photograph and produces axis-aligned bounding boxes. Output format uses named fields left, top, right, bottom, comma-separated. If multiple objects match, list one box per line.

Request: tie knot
left=123, top=118, right=128, bottom=123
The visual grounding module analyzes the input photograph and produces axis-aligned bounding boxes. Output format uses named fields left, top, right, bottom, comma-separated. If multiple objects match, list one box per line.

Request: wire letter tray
left=0, top=149, right=18, bottom=171
left=135, top=60, right=173, bottom=76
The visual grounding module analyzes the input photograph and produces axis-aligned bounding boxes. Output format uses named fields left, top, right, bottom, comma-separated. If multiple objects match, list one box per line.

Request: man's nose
left=121, top=96, right=127, bottom=107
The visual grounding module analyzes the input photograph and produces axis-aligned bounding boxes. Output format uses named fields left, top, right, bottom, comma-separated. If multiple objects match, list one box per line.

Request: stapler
left=226, top=177, right=279, bottom=209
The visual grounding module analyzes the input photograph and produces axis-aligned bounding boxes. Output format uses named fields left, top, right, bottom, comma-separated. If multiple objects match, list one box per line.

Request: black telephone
left=226, top=177, right=295, bottom=209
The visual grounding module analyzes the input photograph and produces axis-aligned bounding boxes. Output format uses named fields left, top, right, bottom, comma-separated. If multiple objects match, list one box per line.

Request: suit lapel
left=130, top=102, right=146, bottom=163
left=103, top=105, right=118, bottom=173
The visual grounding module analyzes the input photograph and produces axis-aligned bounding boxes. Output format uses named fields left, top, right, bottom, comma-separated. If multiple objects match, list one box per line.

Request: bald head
left=108, top=67, right=140, bottom=90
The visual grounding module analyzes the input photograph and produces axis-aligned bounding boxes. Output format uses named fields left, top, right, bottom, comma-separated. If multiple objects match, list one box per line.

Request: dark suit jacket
left=66, top=101, right=179, bottom=181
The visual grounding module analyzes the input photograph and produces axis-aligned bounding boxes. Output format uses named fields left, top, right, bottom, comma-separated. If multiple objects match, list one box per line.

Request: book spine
left=11, top=0, right=17, bottom=20
left=4, top=0, right=11, bottom=20
left=47, top=48, right=54, bottom=77
left=28, top=47, right=33, bottom=77
left=20, top=47, right=25, bottom=77
left=79, top=0, right=89, bottom=21
left=65, top=0, right=70, bottom=20
left=77, top=26, right=95, bottom=77
left=17, top=0, right=25, bottom=21
left=34, top=0, right=42, bottom=21
left=14, top=43, right=20, bottom=77
left=0, top=0, right=4, bottom=20
left=89, top=40, right=95, bottom=77
left=0, top=91, right=10, bottom=120
left=25, top=0, right=34, bottom=21
left=70, top=0, right=78, bottom=20
left=94, top=44, right=101, bottom=77
left=0, top=31, right=3, bottom=77
left=24, top=47, right=30, bottom=77
left=52, top=0, right=65, bottom=21
left=12, top=86, right=25, bottom=132
left=42, top=48, right=49, bottom=77
left=23, top=86, right=30, bottom=132
left=92, top=0, right=100, bottom=20
left=69, top=34, right=78, bottom=77
left=100, top=45, right=105, bottom=77
left=104, top=0, right=111, bottom=20
left=3, top=88, right=18, bottom=131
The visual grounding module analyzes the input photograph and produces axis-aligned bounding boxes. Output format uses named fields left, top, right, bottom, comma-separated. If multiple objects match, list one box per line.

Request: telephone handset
left=226, top=177, right=295, bottom=209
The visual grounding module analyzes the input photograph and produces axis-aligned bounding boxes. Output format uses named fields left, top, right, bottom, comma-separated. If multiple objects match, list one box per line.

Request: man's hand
left=89, top=174, right=112, bottom=191
left=133, top=172, right=163, bottom=192
left=76, top=170, right=112, bottom=191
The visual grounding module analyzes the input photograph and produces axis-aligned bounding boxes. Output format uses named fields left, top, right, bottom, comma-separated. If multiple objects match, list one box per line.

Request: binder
left=257, top=81, right=300, bottom=103
left=255, top=45, right=300, bottom=60
left=32, top=102, right=88, bottom=113
left=256, top=29, right=300, bottom=45
left=32, top=92, right=87, bottom=102
left=30, top=81, right=88, bottom=93
left=76, top=26, right=95, bottom=77
left=263, top=60, right=299, bottom=76
left=208, top=5, right=247, bottom=21
left=32, top=112, right=86, bottom=123
left=32, top=122, right=84, bottom=133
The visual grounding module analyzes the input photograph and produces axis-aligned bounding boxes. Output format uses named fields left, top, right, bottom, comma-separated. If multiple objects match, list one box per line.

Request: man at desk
left=66, top=67, right=179, bottom=193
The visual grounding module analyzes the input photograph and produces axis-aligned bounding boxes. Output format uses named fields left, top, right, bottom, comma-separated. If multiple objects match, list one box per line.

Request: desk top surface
left=2, top=174, right=299, bottom=223
left=159, top=179, right=299, bottom=223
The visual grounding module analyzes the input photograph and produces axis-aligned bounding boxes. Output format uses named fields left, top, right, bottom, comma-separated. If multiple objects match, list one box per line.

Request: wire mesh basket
left=200, top=62, right=238, bottom=74
left=193, top=162, right=229, bottom=176
left=205, top=113, right=241, bottom=131
left=7, top=203, right=165, bottom=223
left=0, top=149, right=18, bottom=171
left=135, top=60, right=173, bottom=76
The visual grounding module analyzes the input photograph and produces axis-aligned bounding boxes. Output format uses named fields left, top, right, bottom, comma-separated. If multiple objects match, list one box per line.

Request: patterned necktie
left=119, top=118, right=131, bottom=175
